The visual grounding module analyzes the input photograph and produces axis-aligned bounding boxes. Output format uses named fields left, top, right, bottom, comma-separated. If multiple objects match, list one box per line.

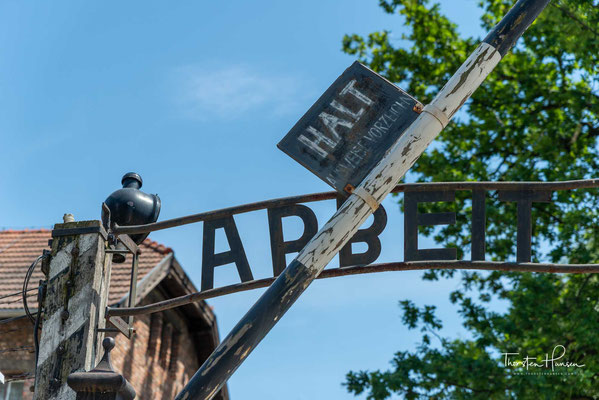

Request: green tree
left=342, top=0, right=599, bottom=398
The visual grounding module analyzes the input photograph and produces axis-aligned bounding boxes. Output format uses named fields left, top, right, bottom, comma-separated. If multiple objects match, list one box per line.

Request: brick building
left=0, top=229, right=229, bottom=400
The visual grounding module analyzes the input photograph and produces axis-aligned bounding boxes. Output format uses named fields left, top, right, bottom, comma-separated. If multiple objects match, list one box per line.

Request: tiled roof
left=0, top=229, right=172, bottom=311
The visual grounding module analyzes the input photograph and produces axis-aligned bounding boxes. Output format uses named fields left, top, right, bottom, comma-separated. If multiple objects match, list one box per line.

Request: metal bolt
left=413, top=102, right=424, bottom=114
left=61, top=310, right=70, bottom=321
left=107, top=233, right=118, bottom=247
left=63, top=213, right=75, bottom=223
left=344, top=184, right=355, bottom=194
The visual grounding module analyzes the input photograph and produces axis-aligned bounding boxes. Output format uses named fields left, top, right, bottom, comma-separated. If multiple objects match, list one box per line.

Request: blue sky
left=0, top=1, right=489, bottom=398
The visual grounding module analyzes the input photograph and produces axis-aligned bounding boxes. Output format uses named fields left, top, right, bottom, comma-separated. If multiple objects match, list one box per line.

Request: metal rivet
left=344, top=184, right=355, bottom=194
left=413, top=103, right=424, bottom=113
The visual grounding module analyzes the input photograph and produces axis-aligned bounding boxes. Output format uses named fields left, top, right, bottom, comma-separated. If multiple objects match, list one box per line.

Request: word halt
left=278, top=61, right=421, bottom=194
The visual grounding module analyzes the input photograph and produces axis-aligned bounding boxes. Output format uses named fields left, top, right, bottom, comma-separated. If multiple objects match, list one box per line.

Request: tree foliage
left=342, top=0, right=599, bottom=398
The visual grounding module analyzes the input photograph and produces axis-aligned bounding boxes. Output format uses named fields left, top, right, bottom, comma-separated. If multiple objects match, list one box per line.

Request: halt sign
left=278, top=61, right=421, bottom=193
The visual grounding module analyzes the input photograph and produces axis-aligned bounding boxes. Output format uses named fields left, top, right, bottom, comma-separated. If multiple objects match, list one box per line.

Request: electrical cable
left=1, top=252, right=49, bottom=393
left=32, top=280, right=46, bottom=393
left=23, top=255, right=43, bottom=324
left=6, top=295, right=37, bottom=304
left=0, top=313, right=36, bottom=326
left=0, top=287, right=38, bottom=301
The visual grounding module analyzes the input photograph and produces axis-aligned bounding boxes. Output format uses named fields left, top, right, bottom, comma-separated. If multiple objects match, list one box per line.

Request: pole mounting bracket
left=423, top=104, right=450, bottom=128
left=353, top=186, right=379, bottom=212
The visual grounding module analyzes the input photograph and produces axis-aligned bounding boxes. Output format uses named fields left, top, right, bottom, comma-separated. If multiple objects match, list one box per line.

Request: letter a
left=201, top=216, right=254, bottom=290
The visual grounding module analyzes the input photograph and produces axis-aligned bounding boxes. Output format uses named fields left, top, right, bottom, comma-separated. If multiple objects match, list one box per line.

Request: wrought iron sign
left=105, top=179, right=599, bottom=319
left=278, top=61, right=421, bottom=193
left=189, top=181, right=595, bottom=290
left=43, top=3, right=569, bottom=399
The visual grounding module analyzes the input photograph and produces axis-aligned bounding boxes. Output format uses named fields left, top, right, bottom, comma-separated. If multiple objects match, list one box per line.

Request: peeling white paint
left=296, top=43, right=501, bottom=277
left=176, top=41, right=506, bottom=400
left=435, top=42, right=501, bottom=118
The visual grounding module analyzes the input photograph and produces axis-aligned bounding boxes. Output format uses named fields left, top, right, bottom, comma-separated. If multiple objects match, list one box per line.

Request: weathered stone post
left=34, top=220, right=113, bottom=400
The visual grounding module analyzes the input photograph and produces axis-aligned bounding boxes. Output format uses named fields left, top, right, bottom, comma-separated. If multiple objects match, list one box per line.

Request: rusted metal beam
left=173, top=2, right=552, bottom=398
left=107, top=260, right=599, bottom=318
left=110, top=179, right=599, bottom=236
left=394, top=179, right=599, bottom=192
left=111, top=192, right=336, bottom=235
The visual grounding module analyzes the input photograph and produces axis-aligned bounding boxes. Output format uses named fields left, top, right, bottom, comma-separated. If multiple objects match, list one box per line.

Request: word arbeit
left=200, top=188, right=551, bottom=290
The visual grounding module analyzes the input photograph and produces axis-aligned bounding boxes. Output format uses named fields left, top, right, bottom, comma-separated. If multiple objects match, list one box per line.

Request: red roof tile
left=0, top=230, right=171, bottom=311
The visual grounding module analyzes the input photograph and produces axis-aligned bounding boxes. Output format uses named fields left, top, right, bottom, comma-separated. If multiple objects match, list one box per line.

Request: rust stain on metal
left=111, top=257, right=599, bottom=320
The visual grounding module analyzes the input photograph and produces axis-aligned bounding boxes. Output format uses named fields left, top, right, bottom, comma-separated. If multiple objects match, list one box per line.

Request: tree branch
left=551, top=2, right=599, bottom=38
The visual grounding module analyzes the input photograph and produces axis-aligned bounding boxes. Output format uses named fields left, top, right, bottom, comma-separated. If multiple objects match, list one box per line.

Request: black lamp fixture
left=104, top=172, right=161, bottom=262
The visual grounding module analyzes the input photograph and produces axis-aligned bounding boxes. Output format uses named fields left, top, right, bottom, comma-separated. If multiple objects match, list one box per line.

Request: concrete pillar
left=34, top=220, right=112, bottom=400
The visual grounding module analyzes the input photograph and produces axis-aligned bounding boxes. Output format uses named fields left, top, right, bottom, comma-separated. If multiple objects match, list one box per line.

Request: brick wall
left=1, top=301, right=223, bottom=399
left=0, top=317, right=36, bottom=399
left=109, top=300, right=202, bottom=399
